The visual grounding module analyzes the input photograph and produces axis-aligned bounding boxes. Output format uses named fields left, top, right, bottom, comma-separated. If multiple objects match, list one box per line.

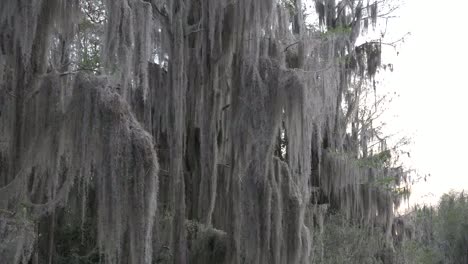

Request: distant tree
left=394, top=191, right=468, bottom=264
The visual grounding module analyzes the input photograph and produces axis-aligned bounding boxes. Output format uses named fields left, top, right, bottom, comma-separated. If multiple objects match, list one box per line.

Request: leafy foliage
left=313, top=212, right=391, bottom=264
left=394, top=191, right=468, bottom=264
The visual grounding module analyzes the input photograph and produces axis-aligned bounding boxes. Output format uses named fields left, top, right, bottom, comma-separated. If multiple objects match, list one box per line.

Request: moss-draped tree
left=0, top=0, right=407, bottom=263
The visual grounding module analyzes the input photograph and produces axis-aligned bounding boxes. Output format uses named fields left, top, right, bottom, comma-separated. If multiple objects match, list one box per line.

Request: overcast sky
left=379, top=0, right=468, bottom=208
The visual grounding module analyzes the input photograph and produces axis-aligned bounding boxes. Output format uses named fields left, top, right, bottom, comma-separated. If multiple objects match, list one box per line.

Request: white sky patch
left=380, top=0, right=468, bottom=208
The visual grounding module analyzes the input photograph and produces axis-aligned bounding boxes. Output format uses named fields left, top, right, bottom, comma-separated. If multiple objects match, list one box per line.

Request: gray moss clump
left=186, top=220, right=228, bottom=264
left=0, top=214, right=35, bottom=264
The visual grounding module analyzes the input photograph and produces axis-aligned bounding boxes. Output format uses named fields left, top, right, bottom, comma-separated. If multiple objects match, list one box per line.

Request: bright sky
left=380, top=0, right=468, bottom=207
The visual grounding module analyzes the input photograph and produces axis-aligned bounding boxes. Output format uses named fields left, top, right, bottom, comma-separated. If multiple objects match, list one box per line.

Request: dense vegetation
left=396, top=192, right=468, bottom=264
left=311, top=191, right=468, bottom=264
left=0, top=0, right=446, bottom=263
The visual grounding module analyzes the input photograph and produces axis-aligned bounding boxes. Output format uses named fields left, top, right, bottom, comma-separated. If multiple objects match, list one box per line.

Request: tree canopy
left=0, top=0, right=412, bottom=263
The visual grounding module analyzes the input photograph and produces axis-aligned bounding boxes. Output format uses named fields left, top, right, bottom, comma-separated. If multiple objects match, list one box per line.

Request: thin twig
left=2, top=90, right=17, bottom=98
left=59, top=68, right=99, bottom=76
left=0, top=209, right=15, bottom=216
left=284, top=41, right=301, bottom=52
